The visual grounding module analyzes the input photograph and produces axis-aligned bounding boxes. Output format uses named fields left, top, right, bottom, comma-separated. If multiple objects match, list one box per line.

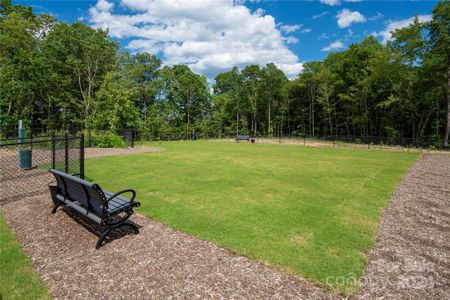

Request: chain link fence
left=0, top=134, right=84, bottom=205
left=200, top=134, right=446, bottom=150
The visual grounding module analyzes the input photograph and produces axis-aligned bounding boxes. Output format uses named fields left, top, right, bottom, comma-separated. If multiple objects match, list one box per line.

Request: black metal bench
left=49, top=169, right=141, bottom=249
left=235, top=135, right=255, bottom=143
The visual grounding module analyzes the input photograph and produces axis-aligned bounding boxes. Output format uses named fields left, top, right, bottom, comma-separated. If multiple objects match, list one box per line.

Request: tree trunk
left=309, top=88, right=312, bottom=136
left=326, top=93, right=332, bottom=135
left=312, top=86, right=315, bottom=136
left=186, top=110, right=190, bottom=140
left=236, top=110, right=239, bottom=136
left=444, top=66, right=450, bottom=146
left=268, top=100, right=271, bottom=136
left=7, top=99, right=12, bottom=116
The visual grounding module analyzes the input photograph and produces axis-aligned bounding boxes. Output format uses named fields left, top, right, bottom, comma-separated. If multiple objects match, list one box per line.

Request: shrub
left=88, top=131, right=127, bottom=148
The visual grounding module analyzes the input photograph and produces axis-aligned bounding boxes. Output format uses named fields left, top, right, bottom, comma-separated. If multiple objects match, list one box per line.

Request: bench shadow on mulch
left=60, top=207, right=142, bottom=247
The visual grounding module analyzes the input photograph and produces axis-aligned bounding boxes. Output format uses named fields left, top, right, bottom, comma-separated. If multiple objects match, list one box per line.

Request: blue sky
left=16, top=0, right=439, bottom=79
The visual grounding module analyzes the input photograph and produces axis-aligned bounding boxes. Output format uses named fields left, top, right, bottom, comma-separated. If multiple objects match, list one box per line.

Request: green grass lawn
left=0, top=213, right=50, bottom=300
left=87, top=141, right=417, bottom=294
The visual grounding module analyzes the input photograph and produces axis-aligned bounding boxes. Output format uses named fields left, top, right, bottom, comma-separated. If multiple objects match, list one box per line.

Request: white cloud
left=336, top=9, right=366, bottom=28
left=320, top=0, right=361, bottom=5
left=280, top=24, right=303, bottom=33
left=322, top=40, right=344, bottom=52
left=277, top=63, right=304, bottom=77
left=345, top=28, right=353, bottom=39
left=312, top=11, right=329, bottom=19
left=301, top=28, right=312, bottom=33
left=254, top=8, right=265, bottom=16
left=373, top=15, right=432, bottom=44
left=368, top=12, right=384, bottom=21
left=95, top=0, right=113, bottom=12
left=318, top=33, right=329, bottom=40
left=88, top=0, right=303, bottom=79
left=320, top=0, right=341, bottom=6
left=284, top=36, right=299, bottom=44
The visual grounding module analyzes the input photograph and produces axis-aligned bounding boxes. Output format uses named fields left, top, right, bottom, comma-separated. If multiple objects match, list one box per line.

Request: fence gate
left=0, top=134, right=84, bottom=205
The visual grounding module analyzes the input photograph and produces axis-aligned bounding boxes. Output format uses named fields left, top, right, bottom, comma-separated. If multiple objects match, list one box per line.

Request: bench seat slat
left=105, top=192, right=129, bottom=205
left=104, top=191, right=134, bottom=214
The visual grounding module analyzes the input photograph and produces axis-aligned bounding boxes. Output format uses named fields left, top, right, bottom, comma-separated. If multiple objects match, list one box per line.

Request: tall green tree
left=213, top=67, right=243, bottom=135
left=0, top=1, right=39, bottom=132
left=162, top=65, right=210, bottom=139
left=120, top=52, right=163, bottom=139
left=427, top=1, right=450, bottom=145
left=261, top=63, right=288, bottom=135
left=389, top=17, right=429, bottom=138
left=41, top=22, right=117, bottom=127
left=241, top=65, right=262, bottom=136
left=92, top=71, right=139, bottom=131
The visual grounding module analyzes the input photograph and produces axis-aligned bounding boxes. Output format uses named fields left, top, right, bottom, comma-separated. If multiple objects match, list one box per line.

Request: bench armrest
left=107, top=189, right=136, bottom=203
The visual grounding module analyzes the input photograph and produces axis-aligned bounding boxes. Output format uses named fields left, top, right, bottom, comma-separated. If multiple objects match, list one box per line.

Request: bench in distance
left=235, top=135, right=255, bottom=143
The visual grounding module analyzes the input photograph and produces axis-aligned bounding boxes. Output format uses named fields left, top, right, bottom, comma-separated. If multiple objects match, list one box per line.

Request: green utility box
left=19, top=149, right=32, bottom=169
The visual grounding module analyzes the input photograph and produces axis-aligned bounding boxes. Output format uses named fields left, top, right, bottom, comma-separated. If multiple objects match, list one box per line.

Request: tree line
left=1, top=0, right=449, bottom=145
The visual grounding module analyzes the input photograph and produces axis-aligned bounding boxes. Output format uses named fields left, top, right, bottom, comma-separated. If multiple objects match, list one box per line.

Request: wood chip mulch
left=356, top=153, right=450, bottom=299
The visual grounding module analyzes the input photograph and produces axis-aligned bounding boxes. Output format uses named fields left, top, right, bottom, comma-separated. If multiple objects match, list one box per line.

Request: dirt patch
left=290, top=232, right=313, bottom=248
left=257, top=138, right=334, bottom=148
left=219, top=138, right=447, bottom=153
left=85, top=145, right=163, bottom=158
left=1, top=194, right=339, bottom=300
left=356, top=153, right=450, bottom=299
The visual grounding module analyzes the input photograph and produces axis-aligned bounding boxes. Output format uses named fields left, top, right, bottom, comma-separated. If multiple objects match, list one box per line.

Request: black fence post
left=51, top=135, right=56, bottom=169
left=64, top=133, right=69, bottom=174
left=30, top=131, right=33, bottom=151
left=80, top=133, right=85, bottom=179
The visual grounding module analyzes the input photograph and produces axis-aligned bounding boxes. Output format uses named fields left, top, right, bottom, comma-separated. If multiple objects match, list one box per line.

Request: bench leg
left=96, top=221, right=139, bottom=249
left=51, top=202, right=62, bottom=214
left=96, top=227, right=114, bottom=249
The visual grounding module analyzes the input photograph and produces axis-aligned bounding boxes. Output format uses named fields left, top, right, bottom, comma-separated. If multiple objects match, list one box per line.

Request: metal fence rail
left=2, top=127, right=135, bottom=148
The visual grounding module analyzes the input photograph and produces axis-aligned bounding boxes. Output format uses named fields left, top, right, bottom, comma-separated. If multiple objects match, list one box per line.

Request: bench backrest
left=236, top=135, right=251, bottom=140
left=49, top=169, right=107, bottom=217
